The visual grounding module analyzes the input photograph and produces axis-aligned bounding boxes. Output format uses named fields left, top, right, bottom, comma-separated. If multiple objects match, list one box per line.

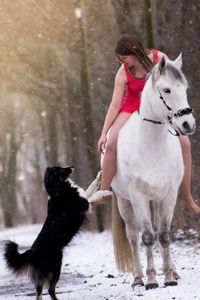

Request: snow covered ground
left=0, top=224, right=199, bottom=300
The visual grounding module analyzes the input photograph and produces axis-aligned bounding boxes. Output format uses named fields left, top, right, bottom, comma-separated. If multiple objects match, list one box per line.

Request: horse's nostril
left=182, top=121, right=190, bottom=131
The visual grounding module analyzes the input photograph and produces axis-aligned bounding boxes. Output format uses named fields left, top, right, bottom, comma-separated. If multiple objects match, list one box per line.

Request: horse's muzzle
left=178, top=120, right=196, bottom=135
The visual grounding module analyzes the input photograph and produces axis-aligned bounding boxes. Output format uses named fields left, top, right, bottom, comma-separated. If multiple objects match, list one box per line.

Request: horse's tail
left=112, top=194, right=134, bottom=273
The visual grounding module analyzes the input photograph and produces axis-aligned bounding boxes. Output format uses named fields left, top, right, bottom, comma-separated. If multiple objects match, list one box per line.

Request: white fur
left=68, top=171, right=111, bottom=214
left=109, top=55, right=195, bottom=288
left=173, top=52, right=182, bottom=69
left=68, top=179, right=86, bottom=198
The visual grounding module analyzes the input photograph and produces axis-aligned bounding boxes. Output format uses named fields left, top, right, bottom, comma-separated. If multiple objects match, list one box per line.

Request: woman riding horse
left=89, top=34, right=199, bottom=214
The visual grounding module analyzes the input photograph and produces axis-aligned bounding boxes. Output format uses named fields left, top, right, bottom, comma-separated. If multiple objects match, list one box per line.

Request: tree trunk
left=75, top=1, right=104, bottom=231
left=144, top=0, right=154, bottom=48
left=0, top=133, right=18, bottom=227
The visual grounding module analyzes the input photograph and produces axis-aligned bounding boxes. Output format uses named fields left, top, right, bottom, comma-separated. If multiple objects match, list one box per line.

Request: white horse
left=110, top=54, right=195, bottom=290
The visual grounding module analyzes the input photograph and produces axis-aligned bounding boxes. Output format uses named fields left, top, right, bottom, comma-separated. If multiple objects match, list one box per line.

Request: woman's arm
left=98, top=66, right=126, bottom=153
left=101, top=66, right=126, bottom=135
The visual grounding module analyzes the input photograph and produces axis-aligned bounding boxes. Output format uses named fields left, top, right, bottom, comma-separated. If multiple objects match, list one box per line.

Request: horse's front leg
left=159, top=194, right=179, bottom=286
left=128, top=187, right=158, bottom=290
left=143, top=225, right=159, bottom=290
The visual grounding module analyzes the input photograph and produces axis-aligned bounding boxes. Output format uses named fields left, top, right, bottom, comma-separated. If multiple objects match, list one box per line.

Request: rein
left=142, top=87, right=193, bottom=136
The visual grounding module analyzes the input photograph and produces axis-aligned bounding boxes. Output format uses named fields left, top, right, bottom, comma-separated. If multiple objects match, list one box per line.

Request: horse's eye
left=163, top=88, right=171, bottom=93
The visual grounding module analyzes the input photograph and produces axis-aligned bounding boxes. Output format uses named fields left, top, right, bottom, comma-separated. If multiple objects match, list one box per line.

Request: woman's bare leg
left=179, top=136, right=200, bottom=213
left=91, top=112, right=131, bottom=205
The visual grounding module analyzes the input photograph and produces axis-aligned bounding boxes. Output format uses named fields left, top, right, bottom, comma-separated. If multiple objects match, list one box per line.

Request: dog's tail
left=4, top=241, right=32, bottom=276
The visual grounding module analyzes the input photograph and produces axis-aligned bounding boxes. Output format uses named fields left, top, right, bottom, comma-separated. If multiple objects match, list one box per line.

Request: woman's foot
left=186, top=199, right=200, bottom=213
left=180, top=194, right=200, bottom=213
left=88, top=190, right=113, bottom=206
left=85, top=171, right=102, bottom=199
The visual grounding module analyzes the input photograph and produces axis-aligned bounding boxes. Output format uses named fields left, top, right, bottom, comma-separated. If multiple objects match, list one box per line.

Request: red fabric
left=119, top=49, right=160, bottom=113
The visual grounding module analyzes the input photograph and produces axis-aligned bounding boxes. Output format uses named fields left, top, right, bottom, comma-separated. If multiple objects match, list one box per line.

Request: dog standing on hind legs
left=3, top=166, right=104, bottom=300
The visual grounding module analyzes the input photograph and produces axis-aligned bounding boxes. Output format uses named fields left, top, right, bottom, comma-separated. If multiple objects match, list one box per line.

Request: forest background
left=0, top=0, right=200, bottom=234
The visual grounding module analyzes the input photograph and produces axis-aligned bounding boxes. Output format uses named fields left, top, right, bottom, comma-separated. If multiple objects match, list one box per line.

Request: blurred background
left=0, top=0, right=199, bottom=235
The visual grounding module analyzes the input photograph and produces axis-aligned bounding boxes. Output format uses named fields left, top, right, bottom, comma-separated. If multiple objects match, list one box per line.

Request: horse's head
left=148, top=53, right=195, bottom=136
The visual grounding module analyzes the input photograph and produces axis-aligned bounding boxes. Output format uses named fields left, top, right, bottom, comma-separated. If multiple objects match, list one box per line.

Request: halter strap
left=142, top=87, right=194, bottom=136
left=174, top=107, right=193, bottom=117
left=157, top=88, right=172, bottom=111
left=143, top=118, right=165, bottom=125
left=142, top=116, right=179, bottom=135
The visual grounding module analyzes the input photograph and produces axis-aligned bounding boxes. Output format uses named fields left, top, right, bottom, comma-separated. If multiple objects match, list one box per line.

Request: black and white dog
left=4, top=166, right=101, bottom=300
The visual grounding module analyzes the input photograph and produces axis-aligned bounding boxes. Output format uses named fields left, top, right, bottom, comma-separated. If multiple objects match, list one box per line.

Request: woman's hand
left=98, top=134, right=107, bottom=154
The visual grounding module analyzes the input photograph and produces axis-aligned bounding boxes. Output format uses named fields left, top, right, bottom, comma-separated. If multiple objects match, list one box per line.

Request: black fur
left=4, top=166, right=89, bottom=300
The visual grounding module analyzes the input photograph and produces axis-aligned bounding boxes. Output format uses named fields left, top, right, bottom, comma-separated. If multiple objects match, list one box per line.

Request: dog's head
left=44, top=166, right=74, bottom=197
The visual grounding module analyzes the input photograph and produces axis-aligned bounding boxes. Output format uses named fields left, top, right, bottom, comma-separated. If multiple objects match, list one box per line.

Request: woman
left=91, top=34, right=199, bottom=213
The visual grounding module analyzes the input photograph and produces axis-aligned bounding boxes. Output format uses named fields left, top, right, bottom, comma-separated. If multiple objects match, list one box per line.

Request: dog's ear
left=64, top=166, right=74, bottom=178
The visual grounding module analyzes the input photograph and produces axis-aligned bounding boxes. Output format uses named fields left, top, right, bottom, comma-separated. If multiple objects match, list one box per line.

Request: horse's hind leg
left=160, top=246, right=180, bottom=281
left=116, top=196, right=144, bottom=287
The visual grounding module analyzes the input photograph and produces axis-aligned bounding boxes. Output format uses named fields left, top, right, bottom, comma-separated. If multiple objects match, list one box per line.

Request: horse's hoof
left=164, top=280, right=178, bottom=287
left=132, top=278, right=144, bottom=289
left=145, top=282, right=159, bottom=290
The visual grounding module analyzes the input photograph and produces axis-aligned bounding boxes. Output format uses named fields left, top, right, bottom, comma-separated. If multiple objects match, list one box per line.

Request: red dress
left=119, top=49, right=160, bottom=113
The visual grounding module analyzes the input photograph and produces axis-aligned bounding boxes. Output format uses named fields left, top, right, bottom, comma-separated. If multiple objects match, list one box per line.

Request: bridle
left=143, top=87, right=193, bottom=136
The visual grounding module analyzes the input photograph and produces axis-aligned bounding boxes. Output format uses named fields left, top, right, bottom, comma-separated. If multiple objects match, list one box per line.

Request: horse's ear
left=173, top=53, right=182, bottom=69
left=159, top=56, right=166, bottom=73
left=154, top=56, right=166, bottom=80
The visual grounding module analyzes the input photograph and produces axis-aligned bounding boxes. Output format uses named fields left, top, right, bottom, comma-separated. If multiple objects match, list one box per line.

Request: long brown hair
left=115, top=34, right=154, bottom=72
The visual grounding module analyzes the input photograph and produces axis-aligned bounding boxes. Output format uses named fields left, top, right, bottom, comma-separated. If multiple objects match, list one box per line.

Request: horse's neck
left=137, top=118, right=167, bottom=148
left=139, top=80, right=160, bottom=121
left=136, top=84, right=169, bottom=150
